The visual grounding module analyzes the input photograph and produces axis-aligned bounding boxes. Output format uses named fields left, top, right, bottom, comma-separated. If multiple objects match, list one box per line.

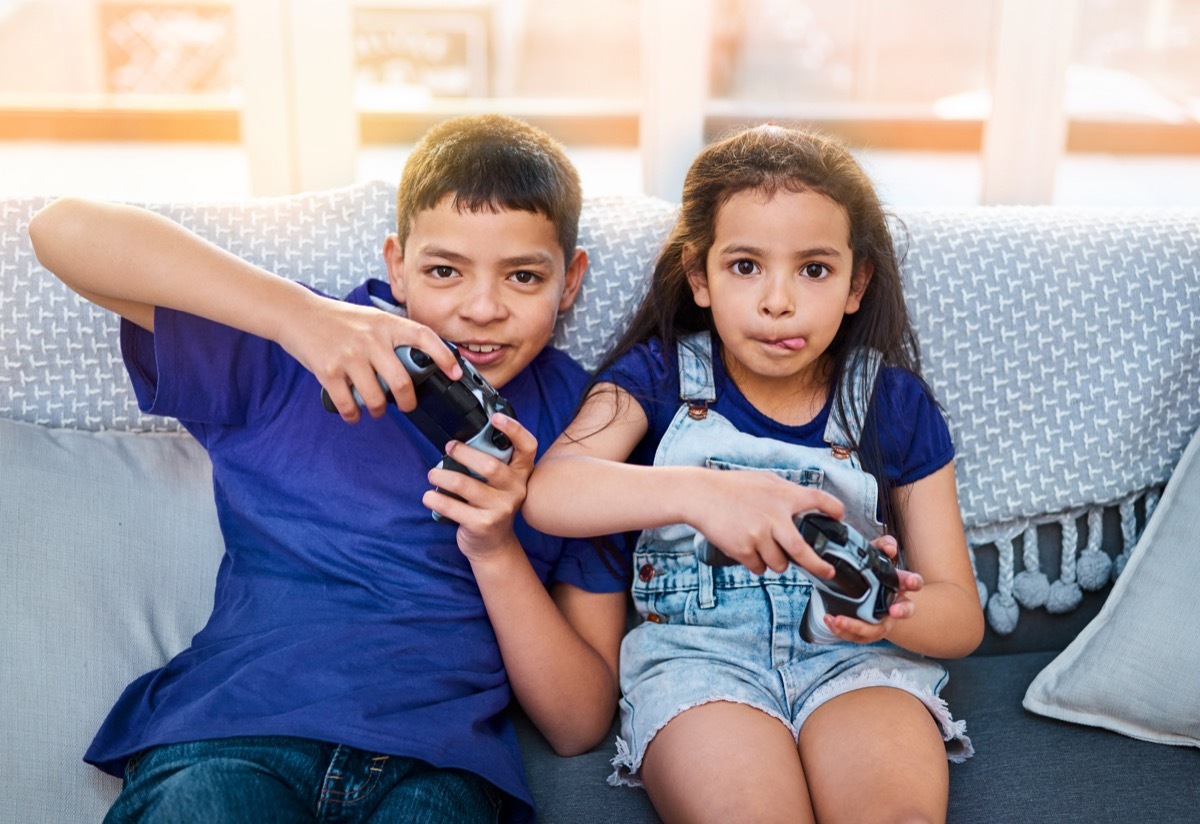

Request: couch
left=3, top=181, right=1199, bottom=823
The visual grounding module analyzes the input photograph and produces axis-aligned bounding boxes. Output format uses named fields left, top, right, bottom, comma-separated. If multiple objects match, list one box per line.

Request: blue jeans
left=104, top=736, right=502, bottom=824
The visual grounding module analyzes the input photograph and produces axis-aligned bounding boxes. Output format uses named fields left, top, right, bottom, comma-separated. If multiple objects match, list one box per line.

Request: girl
left=524, top=124, right=984, bottom=824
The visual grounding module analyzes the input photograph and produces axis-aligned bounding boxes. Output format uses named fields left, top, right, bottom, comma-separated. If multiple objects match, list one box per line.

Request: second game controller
left=797, top=513, right=900, bottom=626
left=320, top=342, right=514, bottom=520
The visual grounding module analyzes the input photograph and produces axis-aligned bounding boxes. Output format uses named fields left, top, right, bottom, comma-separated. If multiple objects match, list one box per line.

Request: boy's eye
left=801, top=263, right=830, bottom=279
left=732, top=259, right=758, bottom=276
left=431, top=265, right=457, bottom=279
left=509, top=270, right=542, bottom=285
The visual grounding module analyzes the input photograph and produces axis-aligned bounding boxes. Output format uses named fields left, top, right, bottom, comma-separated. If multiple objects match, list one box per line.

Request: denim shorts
left=610, top=560, right=973, bottom=787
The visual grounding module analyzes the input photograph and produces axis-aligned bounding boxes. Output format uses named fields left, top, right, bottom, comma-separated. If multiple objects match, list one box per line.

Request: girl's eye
left=509, top=270, right=542, bottom=285
left=733, top=259, right=758, bottom=276
left=801, top=263, right=830, bottom=280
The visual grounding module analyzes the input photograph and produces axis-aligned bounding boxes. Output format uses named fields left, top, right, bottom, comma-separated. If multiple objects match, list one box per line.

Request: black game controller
left=797, top=513, right=900, bottom=625
left=320, top=343, right=514, bottom=520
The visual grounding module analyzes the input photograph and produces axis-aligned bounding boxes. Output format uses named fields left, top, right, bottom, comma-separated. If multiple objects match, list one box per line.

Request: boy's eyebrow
left=497, top=251, right=557, bottom=269
left=416, top=247, right=557, bottom=268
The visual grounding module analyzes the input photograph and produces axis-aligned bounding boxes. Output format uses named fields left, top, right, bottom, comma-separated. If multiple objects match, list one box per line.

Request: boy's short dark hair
left=396, top=114, right=583, bottom=263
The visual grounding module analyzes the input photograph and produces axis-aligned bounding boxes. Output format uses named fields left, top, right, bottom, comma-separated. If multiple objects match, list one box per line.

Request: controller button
left=410, top=349, right=433, bottom=368
left=491, top=431, right=512, bottom=450
left=638, top=563, right=656, bottom=582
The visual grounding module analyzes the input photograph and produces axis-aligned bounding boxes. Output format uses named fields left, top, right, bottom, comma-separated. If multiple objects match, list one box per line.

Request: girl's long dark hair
left=593, top=124, right=930, bottom=544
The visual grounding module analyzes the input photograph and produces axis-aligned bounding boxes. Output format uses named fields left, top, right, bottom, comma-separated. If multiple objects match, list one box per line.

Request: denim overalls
left=610, top=332, right=971, bottom=787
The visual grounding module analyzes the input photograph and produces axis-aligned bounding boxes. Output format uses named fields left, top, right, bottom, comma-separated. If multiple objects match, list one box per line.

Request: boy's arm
left=471, top=539, right=628, bottom=757
left=27, top=197, right=459, bottom=419
left=420, top=412, right=625, bottom=755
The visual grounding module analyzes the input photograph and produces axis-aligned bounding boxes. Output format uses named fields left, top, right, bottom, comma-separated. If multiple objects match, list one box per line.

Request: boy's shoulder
left=526, top=345, right=587, bottom=385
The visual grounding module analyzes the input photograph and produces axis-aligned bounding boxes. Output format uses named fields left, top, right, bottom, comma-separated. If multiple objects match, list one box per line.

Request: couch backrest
left=0, top=183, right=677, bottom=431
left=3, top=183, right=1200, bottom=648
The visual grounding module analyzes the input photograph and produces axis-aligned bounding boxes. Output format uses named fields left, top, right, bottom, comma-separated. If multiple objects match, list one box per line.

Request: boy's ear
left=682, top=245, right=711, bottom=308
left=845, top=259, right=873, bottom=314
left=557, top=247, right=588, bottom=313
left=383, top=234, right=407, bottom=304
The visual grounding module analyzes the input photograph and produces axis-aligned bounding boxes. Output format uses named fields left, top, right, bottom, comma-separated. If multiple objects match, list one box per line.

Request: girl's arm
left=525, top=384, right=844, bottom=579
left=27, top=197, right=459, bottom=420
left=825, top=462, right=984, bottom=658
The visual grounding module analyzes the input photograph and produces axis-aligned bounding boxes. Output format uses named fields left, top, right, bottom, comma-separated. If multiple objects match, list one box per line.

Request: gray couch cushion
left=0, top=418, right=222, bottom=822
left=943, top=653, right=1200, bottom=823
left=518, top=650, right=1200, bottom=824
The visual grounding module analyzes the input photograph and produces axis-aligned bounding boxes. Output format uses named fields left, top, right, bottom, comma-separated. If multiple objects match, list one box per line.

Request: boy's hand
left=423, top=412, right=535, bottom=559
left=279, top=296, right=460, bottom=422
left=819, top=534, right=924, bottom=644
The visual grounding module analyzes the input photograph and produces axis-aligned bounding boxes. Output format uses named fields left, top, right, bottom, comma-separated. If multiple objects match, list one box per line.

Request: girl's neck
left=721, top=349, right=832, bottom=427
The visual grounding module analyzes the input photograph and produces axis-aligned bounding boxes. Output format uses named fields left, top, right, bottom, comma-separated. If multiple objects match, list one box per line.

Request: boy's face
left=384, top=194, right=586, bottom=390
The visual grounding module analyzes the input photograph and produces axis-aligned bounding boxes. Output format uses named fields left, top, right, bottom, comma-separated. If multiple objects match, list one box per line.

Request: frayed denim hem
left=795, top=666, right=975, bottom=762
left=607, top=695, right=798, bottom=788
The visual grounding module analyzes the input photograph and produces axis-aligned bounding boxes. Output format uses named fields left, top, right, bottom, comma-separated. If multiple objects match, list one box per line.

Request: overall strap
left=677, top=331, right=717, bottom=418
left=822, top=348, right=884, bottom=457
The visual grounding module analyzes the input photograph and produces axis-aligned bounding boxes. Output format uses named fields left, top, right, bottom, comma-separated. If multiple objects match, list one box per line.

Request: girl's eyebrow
left=719, top=243, right=844, bottom=259
left=794, top=246, right=844, bottom=260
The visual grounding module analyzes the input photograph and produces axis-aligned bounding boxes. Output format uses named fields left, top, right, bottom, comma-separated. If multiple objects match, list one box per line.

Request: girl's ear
left=682, top=245, right=711, bottom=308
left=845, top=259, right=874, bottom=314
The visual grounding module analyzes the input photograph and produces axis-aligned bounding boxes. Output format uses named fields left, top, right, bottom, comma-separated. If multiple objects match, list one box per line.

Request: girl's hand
left=424, top=412, right=536, bottom=560
left=689, top=469, right=844, bottom=579
left=820, top=535, right=925, bottom=644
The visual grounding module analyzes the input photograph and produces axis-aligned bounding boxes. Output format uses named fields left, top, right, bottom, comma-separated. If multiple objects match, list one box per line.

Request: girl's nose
left=759, top=276, right=795, bottom=317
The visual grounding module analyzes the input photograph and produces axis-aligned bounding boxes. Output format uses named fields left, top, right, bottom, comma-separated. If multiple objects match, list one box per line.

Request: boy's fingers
left=348, top=369, right=394, bottom=417
left=406, top=326, right=462, bottom=381
left=324, top=384, right=362, bottom=423
left=489, top=412, right=536, bottom=467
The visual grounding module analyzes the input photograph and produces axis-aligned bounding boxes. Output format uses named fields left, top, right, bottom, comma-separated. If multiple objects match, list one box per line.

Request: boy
left=29, top=115, right=629, bottom=823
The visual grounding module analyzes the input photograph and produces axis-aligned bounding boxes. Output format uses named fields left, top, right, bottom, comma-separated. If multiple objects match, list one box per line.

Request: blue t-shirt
left=86, top=279, right=627, bottom=822
left=599, top=338, right=954, bottom=488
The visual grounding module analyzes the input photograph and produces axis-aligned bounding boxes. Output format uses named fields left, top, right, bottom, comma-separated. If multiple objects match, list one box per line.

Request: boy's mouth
left=456, top=341, right=507, bottom=365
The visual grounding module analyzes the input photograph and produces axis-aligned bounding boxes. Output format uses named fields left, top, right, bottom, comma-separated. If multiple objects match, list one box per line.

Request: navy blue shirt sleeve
left=864, top=367, right=955, bottom=487
left=121, top=307, right=289, bottom=439
left=523, top=348, right=632, bottom=594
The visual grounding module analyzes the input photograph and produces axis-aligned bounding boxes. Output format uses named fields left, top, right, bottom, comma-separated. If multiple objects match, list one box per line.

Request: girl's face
left=687, top=187, right=868, bottom=418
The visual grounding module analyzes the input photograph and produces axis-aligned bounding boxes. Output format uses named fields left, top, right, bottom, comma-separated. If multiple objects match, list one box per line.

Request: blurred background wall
left=1, top=0, right=1197, bottom=206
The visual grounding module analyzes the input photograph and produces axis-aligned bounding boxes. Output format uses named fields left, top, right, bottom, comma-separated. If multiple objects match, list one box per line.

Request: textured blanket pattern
left=3, top=184, right=1198, bottom=632
left=899, top=207, right=1200, bottom=630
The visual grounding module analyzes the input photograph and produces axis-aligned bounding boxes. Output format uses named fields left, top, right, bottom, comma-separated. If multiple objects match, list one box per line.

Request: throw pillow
left=1022, top=420, right=1200, bottom=747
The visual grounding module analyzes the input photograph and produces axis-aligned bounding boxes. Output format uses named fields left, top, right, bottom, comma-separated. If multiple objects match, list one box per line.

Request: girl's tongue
left=774, top=337, right=806, bottom=351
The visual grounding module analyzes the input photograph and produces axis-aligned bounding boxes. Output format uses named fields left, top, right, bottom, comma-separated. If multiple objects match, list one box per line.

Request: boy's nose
left=459, top=282, right=509, bottom=323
